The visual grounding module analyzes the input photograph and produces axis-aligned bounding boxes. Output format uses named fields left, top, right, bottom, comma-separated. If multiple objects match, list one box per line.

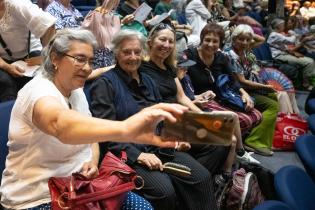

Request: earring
left=54, top=65, right=58, bottom=71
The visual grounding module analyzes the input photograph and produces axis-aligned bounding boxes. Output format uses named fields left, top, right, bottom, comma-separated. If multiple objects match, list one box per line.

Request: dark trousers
left=0, top=70, right=32, bottom=102
left=133, top=151, right=217, bottom=210
left=188, top=144, right=230, bottom=175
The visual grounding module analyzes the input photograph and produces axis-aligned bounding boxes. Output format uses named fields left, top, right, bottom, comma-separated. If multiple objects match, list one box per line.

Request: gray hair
left=41, top=28, right=98, bottom=79
left=110, top=29, right=147, bottom=57
left=231, top=24, right=254, bottom=41
left=271, top=18, right=285, bottom=30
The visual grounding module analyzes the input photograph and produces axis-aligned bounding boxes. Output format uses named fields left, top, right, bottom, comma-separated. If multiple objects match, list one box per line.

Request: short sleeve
left=18, top=76, right=63, bottom=125
left=11, top=0, right=56, bottom=38
left=224, top=50, right=244, bottom=75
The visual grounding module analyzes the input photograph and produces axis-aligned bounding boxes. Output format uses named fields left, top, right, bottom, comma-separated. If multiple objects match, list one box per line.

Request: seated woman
left=45, top=0, right=84, bottom=30
left=45, top=0, right=118, bottom=81
left=0, top=0, right=55, bottom=102
left=0, top=28, right=186, bottom=210
left=267, top=18, right=315, bottom=90
left=90, top=29, right=215, bottom=210
left=141, top=23, right=259, bottom=186
left=225, top=24, right=280, bottom=156
left=184, top=22, right=262, bottom=135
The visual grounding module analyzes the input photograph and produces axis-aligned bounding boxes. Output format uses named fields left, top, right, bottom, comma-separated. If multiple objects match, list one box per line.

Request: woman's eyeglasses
left=64, top=54, right=95, bottom=68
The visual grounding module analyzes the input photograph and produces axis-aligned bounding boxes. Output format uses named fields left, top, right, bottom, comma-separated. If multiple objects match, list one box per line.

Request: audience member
left=267, top=18, right=315, bottom=90
left=225, top=24, right=279, bottom=156
left=45, top=0, right=84, bottom=30
left=0, top=28, right=185, bottom=210
left=0, top=0, right=55, bottom=102
left=90, top=29, right=217, bottom=210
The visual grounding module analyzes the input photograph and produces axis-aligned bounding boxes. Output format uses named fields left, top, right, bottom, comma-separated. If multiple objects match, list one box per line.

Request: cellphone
left=161, top=111, right=235, bottom=146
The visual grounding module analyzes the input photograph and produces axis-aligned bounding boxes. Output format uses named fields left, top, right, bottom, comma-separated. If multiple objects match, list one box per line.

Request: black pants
left=133, top=151, right=217, bottom=210
left=189, top=144, right=230, bottom=175
left=0, top=69, right=32, bottom=102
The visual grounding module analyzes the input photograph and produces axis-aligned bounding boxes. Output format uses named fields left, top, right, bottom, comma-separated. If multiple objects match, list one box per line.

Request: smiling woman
left=0, top=28, right=188, bottom=210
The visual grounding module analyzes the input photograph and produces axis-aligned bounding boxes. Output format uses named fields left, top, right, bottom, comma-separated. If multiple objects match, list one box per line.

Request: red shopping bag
left=272, top=113, right=308, bottom=150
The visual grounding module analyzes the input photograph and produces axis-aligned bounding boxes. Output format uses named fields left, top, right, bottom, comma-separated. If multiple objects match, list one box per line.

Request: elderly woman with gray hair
left=225, top=24, right=280, bottom=156
left=90, top=29, right=216, bottom=210
left=0, top=28, right=188, bottom=210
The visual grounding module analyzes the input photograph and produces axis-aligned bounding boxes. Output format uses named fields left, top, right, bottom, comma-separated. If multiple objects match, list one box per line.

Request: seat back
left=0, top=100, right=15, bottom=183
left=295, top=134, right=315, bottom=181
left=274, top=165, right=315, bottom=210
left=253, top=42, right=273, bottom=61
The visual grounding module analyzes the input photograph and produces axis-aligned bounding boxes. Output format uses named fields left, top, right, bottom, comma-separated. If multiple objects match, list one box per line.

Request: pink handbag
left=81, top=0, right=120, bottom=49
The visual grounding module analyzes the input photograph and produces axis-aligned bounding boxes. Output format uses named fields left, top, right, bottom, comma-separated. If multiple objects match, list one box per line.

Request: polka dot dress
left=23, top=192, right=153, bottom=210
left=121, top=192, right=154, bottom=210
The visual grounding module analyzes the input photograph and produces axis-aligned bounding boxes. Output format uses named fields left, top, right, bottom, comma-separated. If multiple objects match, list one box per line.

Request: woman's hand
left=194, top=91, right=216, bottom=105
left=137, top=153, right=163, bottom=170
left=80, top=161, right=99, bottom=179
left=241, top=92, right=254, bottom=111
left=123, top=103, right=188, bottom=148
left=176, top=142, right=191, bottom=151
left=121, top=14, right=134, bottom=25
left=6, top=65, right=24, bottom=77
left=265, top=84, right=277, bottom=92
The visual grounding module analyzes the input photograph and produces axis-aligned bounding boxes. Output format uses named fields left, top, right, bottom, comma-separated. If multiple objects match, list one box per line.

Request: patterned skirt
left=203, top=100, right=262, bottom=134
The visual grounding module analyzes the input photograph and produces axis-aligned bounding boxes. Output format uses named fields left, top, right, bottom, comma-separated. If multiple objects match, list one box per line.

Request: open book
left=11, top=60, right=40, bottom=77
left=147, top=9, right=175, bottom=26
left=133, top=2, right=152, bottom=23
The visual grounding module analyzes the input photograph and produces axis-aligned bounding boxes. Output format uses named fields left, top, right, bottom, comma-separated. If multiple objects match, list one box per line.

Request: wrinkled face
left=116, top=38, right=142, bottom=74
left=200, top=33, right=220, bottom=54
left=149, top=29, right=175, bottom=61
left=233, top=32, right=253, bottom=51
left=53, top=41, right=94, bottom=91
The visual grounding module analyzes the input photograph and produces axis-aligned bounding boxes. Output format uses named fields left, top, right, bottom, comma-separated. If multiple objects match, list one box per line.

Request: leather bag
left=48, top=151, right=143, bottom=210
left=81, top=0, right=121, bottom=49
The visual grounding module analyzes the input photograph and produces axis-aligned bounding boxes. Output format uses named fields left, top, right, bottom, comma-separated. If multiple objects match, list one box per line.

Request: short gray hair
left=110, top=29, right=147, bottom=57
left=231, top=24, right=254, bottom=41
left=41, top=28, right=98, bottom=79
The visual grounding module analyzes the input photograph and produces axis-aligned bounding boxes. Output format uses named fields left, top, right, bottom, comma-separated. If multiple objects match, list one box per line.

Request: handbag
left=81, top=0, right=121, bottom=49
left=48, top=151, right=143, bottom=210
left=272, top=113, right=308, bottom=150
left=216, top=74, right=248, bottom=112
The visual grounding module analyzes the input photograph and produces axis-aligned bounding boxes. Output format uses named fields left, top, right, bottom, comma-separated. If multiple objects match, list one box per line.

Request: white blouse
left=0, top=0, right=55, bottom=60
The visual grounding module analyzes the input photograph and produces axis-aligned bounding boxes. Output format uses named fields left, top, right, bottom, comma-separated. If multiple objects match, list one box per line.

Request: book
left=133, top=2, right=152, bottom=23
left=11, top=60, right=40, bottom=77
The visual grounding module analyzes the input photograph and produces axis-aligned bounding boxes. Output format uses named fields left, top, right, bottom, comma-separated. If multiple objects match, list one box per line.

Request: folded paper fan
left=259, top=67, right=295, bottom=92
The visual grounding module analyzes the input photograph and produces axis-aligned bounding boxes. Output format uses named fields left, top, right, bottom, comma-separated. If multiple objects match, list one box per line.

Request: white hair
left=231, top=24, right=254, bottom=41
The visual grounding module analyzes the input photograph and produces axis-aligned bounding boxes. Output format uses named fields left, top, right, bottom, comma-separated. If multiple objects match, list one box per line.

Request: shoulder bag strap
left=0, top=33, right=12, bottom=57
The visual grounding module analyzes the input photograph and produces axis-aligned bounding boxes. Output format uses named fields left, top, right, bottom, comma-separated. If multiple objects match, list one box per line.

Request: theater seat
left=274, top=165, right=315, bottom=210
left=307, top=114, right=315, bottom=135
left=0, top=100, right=15, bottom=183
left=295, top=134, right=315, bottom=181
left=253, top=200, right=291, bottom=210
left=306, top=99, right=315, bottom=115
left=71, top=0, right=96, bottom=17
